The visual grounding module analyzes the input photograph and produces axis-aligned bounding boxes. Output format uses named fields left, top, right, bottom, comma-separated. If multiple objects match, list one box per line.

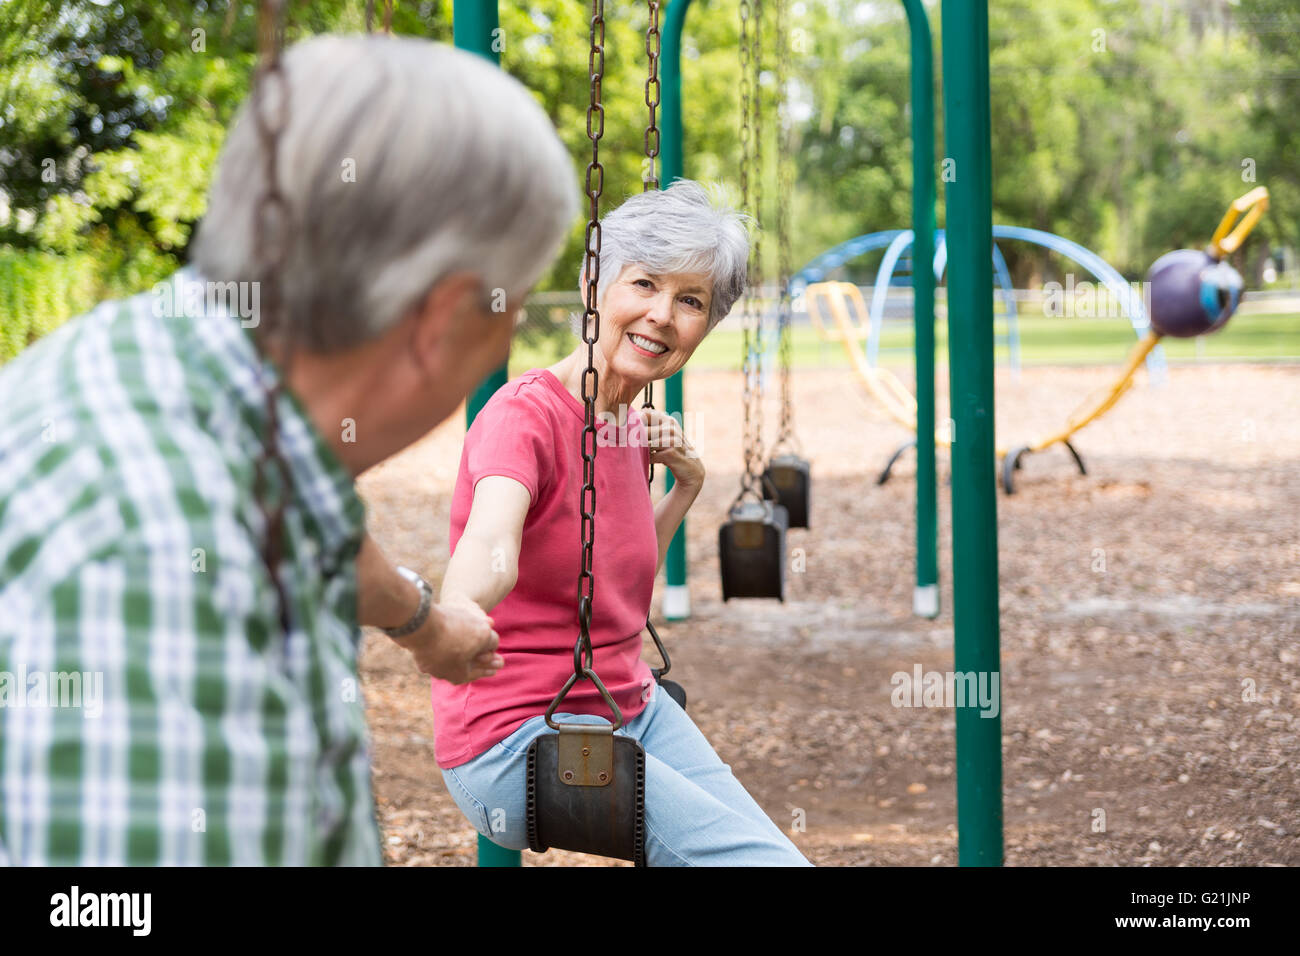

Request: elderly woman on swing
left=433, top=179, right=810, bottom=866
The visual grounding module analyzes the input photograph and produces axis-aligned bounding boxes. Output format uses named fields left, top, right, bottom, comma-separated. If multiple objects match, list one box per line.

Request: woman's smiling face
left=590, top=263, right=714, bottom=388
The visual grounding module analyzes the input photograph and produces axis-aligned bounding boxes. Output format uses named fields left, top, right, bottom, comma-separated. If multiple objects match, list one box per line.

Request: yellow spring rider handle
left=1209, top=186, right=1269, bottom=259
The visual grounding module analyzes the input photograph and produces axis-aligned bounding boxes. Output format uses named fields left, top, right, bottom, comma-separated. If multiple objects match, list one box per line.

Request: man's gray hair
left=573, top=179, right=751, bottom=336
left=194, top=34, right=578, bottom=351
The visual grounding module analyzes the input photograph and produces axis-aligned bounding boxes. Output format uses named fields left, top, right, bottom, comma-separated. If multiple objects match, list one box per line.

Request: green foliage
left=0, top=248, right=104, bottom=362
left=0, top=0, right=1295, bottom=366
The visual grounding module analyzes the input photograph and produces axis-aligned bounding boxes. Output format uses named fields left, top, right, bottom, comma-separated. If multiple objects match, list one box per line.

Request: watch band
left=382, top=566, right=433, bottom=638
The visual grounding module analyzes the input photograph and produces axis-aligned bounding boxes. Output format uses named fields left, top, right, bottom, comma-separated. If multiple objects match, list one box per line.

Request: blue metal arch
left=793, top=226, right=1167, bottom=381
left=791, top=230, right=907, bottom=286
left=860, top=230, right=1021, bottom=372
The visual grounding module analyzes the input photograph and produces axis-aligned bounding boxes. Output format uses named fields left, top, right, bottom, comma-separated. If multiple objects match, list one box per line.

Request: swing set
left=248, top=0, right=1025, bottom=868
left=718, top=0, right=811, bottom=604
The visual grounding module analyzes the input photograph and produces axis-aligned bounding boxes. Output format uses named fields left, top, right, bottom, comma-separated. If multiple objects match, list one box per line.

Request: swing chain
left=735, top=0, right=768, bottom=506
left=365, top=0, right=393, bottom=34
left=736, top=0, right=756, bottom=503
left=774, top=0, right=796, bottom=451
left=643, top=1, right=661, bottom=192
left=641, top=0, right=661, bottom=485
left=251, top=0, right=294, bottom=636
left=576, top=0, right=606, bottom=677
left=749, top=0, right=766, bottom=483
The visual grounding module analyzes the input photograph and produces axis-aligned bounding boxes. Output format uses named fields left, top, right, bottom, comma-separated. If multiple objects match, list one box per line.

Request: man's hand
left=393, top=591, right=503, bottom=684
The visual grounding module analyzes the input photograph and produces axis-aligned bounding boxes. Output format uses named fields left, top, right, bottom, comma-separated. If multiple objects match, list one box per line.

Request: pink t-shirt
left=432, top=368, right=657, bottom=769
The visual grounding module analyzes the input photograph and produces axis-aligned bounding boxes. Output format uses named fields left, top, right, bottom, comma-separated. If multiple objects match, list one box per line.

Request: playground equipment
left=459, top=0, right=1007, bottom=868
left=941, top=0, right=1001, bottom=866
left=1000, top=186, right=1268, bottom=492
left=805, top=280, right=947, bottom=441
left=795, top=228, right=1024, bottom=376
left=520, top=0, right=698, bottom=869
left=802, top=189, right=1269, bottom=494
left=718, top=0, right=789, bottom=603
left=1148, top=188, right=1268, bottom=337
left=760, top=0, right=812, bottom=532
left=800, top=223, right=1168, bottom=486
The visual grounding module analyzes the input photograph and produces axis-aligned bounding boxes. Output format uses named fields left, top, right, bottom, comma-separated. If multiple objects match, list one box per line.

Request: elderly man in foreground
left=0, top=35, right=577, bottom=865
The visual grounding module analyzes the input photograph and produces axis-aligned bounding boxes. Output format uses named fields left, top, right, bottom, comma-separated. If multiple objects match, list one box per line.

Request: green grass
left=510, top=311, right=1300, bottom=376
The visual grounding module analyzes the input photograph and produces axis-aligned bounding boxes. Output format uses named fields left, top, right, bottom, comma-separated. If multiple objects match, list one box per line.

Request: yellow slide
left=804, top=281, right=953, bottom=447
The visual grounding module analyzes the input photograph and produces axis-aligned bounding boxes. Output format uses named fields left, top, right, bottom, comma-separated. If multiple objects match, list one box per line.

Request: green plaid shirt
left=0, top=268, right=381, bottom=865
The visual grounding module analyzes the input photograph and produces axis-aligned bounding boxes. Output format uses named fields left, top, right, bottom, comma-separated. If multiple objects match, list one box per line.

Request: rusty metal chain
left=643, top=1, right=661, bottom=193
left=366, top=0, right=393, bottom=34
left=641, top=0, right=661, bottom=486
left=251, top=0, right=293, bottom=636
left=576, top=0, right=605, bottom=677
left=749, top=0, right=767, bottom=485
left=754, top=0, right=759, bottom=486
left=774, top=0, right=797, bottom=451
left=735, top=0, right=758, bottom=505
left=735, top=0, right=772, bottom=506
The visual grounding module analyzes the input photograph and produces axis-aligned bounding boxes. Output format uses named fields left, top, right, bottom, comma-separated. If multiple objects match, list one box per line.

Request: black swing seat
left=719, top=497, right=789, bottom=601
left=762, top=453, right=812, bottom=528
left=523, top=623, right=683, bottom=866
left=526, top=723, right=646, bottom=865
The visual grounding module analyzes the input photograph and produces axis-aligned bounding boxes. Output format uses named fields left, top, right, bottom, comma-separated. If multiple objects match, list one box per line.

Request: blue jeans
left=441, top=686, right=812, bottom=866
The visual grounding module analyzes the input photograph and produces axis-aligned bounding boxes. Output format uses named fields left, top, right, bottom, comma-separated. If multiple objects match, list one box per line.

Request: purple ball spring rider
left=1146, top=186, right=1270, bottom=339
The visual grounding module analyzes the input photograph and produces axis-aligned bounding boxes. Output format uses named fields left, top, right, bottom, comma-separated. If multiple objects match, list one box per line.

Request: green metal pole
left=457, top=0, right=510, bottom=430
left=901, top=0, right=938, bottom=620
left=454, top=0, right=520, bottom=869
left=660, top=0, right=694, bottom=621
left=939, top=0, right=1003, bottom=866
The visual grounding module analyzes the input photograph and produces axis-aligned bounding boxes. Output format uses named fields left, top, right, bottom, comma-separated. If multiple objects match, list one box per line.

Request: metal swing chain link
left=775, top=0, right=796, bottom=449
left=643, top=1, right=661, bottom=193
left=251, top=0, right=294, bottom=636
left=365, top=0, right=393, bottom=34
left=576, top=0, right=606, bottom=679
left=736, top=0, right=757, bottom=503
left=642, top=0, right=661, bottom=486
left=748, top=0, right=767, bottom=487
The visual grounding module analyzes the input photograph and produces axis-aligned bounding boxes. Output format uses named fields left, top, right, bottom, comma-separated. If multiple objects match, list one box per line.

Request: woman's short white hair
left=572, top=179, right=751, bottom=336
left=194, top=34, right=578, bottom=351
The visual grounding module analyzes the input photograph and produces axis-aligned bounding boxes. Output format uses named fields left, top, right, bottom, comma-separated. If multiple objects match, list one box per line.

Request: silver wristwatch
left=382, top=566, right=434, bottom=638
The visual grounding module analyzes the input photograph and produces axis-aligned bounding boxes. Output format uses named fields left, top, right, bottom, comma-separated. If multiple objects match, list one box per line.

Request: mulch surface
left=358, top=362, right=1300, bottom=866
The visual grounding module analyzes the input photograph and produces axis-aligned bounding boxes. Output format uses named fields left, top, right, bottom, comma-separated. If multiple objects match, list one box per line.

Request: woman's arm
left=356, top=529, right=502, bottom=683
left=653, top=479, right=702, bottom=574
left=439, top=475, right=531, bottom=611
